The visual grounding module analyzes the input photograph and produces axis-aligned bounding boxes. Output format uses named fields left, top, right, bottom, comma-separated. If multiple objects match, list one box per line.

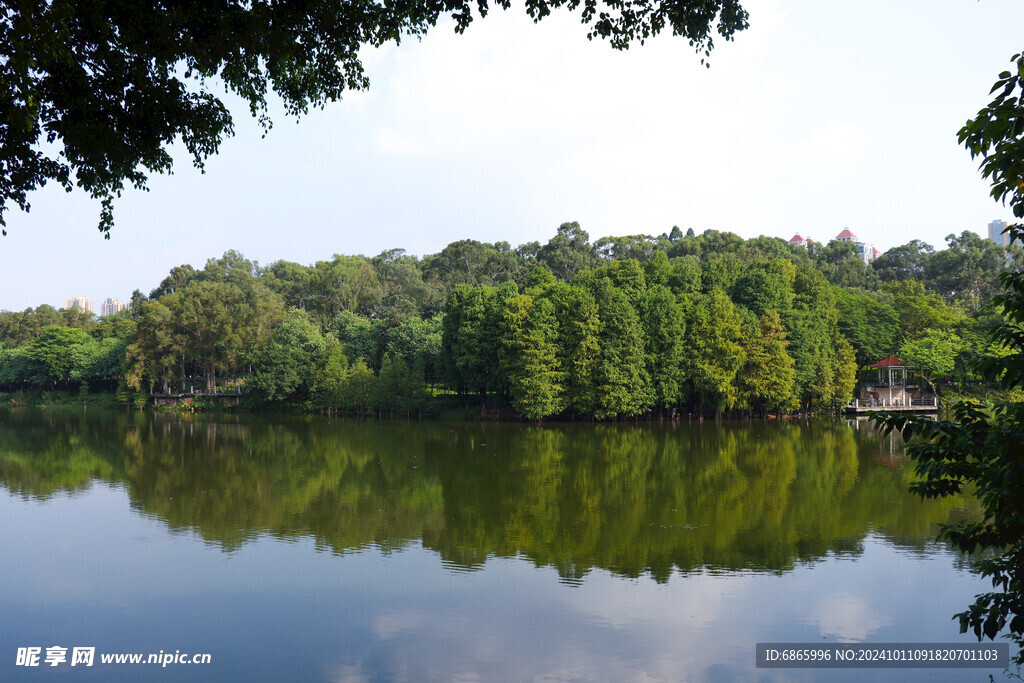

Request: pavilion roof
left=869, top=356, right=906, bottom=368
left=836, top=228, right=857, bottom=239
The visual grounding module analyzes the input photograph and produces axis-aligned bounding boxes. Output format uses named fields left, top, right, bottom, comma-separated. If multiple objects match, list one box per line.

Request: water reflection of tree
left=0, top=409, right=125, bottom=498
left=0, top=410, right=977, bottom=580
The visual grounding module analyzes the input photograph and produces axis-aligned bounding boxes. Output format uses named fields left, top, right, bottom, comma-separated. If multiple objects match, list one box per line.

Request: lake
left=0, top=409, right=1013, bottom=681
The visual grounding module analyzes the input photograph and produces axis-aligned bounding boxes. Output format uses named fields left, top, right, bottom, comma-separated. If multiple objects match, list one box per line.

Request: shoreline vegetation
left=3, top=385, right=1020, bottom=421
left=2, top=224, right=1021, bottom=420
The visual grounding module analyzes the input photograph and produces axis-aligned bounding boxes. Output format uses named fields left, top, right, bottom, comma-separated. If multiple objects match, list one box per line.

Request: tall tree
left=738, top=311, right=796, bottom=415
left=383, top=315, right=443, bottom=385
left=123, top=298, right=182, bottom=394
left=314, top=341, right=349, bottom=409
left=248, top=311, right=329, bottom=403
left=664, top=257, right=702, bottom=298
left=501, top=295, right=565, bottom=420
left=263, top=260, right=314, bottom=310
left=927, top=231, right=1009, bottom=310
left=341, top=358, right=375, bottom=415
left=786, top=266, right=853, bottom=412
left=422, top=240, right=525, bottom=290
left=898, top=329, right=962, bottom=395
left=684, top=290, right=745, bottom=417
left=441, top=283, right=515, bottom=408
left=551, top=283, right=601, bottom=416
left=175, top=279, right=284, bottom=391
left=370, top=249, right=442, bottom=320
left=176, top=282, right=247, bottom=391
left=834, top=288, right=900, bottom=367
left=699, top=254, right=743, bottom=294
left=731, top=259, right=795, bottom=318
left=639, top=285, right=687, bottom=414
left=537, top=222, right=599, bottom=281
left=871, top=240, right=935, bottom=283
left=884, top=279, right=962, bottom=341
left=27, top=326, right=93, bottom=388
left=594, top=234, right=658, bottom=262
left=596, top=258, right=648, bottom=306
left=308, top=255, right=382, bottom=321
left=590, top=278, right=652, bottom=419
left=371, top=355, right=421, bottom=416
left=811, top=239, right=878, bottom=289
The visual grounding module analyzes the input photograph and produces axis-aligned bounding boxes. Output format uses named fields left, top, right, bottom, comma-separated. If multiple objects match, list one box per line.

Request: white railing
left=850, top=397, right=938, bottom=409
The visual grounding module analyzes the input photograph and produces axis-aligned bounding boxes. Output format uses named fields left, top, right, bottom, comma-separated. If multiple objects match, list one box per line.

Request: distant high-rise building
left=64, top=296, right=94, bottom=313
left=989, top=219, right=1011, bottom=247
left=100, top=298, right=129, bottom=317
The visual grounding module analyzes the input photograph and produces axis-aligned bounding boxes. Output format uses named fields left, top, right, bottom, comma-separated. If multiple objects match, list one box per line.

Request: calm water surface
left=0, top=409, right=1012, bottom=681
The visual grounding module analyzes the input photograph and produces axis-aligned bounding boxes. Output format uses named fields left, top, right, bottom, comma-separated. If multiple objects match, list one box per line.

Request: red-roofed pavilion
left=866, top=357, right=910, bottom=407
left=849, top=357, right=938, bottom=412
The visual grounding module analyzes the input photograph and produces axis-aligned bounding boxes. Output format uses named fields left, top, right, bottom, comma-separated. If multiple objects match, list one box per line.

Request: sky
left=1, top=0, right=1022, bottom=312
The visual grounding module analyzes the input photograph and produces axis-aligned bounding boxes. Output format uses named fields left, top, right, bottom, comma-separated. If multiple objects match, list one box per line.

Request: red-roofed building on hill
left=789, top=234, right=810, bottom=248
left=832, top=227, right=879, bottom=264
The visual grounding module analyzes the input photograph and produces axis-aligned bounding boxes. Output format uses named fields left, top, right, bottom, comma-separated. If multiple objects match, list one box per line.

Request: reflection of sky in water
left=0, top=486, right=1013, bottom=682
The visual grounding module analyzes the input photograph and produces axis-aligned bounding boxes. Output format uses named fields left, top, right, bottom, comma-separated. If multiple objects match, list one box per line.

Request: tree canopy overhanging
left=0, top=0, right=748, bottom=237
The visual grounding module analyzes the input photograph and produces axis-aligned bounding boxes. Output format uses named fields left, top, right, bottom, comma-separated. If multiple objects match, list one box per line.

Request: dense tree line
left=1, top=223, right=1021, bottom=418
left=0, top=311, right=134, bottom=393
left=441, top=251, right=856, bottom=418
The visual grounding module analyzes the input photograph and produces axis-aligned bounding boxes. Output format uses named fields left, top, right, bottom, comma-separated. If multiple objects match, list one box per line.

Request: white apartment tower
left=64, top=296, right=94, bottom=313
left=100, top=298, right=129, bottom=317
